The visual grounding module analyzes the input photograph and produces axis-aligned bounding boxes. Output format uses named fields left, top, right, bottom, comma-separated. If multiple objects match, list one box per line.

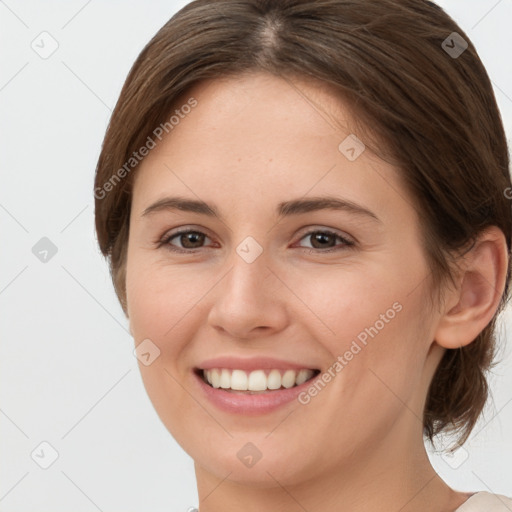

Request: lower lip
left=193, top=370, right=319, bottom=415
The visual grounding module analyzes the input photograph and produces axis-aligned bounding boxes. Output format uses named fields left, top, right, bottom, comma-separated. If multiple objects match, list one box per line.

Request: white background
left=1, top=1, right=511, bottom=511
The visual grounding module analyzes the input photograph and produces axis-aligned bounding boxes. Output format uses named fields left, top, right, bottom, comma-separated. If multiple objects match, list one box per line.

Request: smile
left=197, top=368, right=321, bottom=394
left=192, top=365, right=322, bottom=415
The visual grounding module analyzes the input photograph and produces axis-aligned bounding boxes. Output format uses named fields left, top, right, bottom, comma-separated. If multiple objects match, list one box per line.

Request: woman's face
left=125, top=72, right=444, bottom=486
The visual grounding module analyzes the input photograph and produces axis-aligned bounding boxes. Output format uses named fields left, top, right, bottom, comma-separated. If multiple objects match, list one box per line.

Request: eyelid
left=159, top=224, right=213, bottom=240
left=295, top=225, right=355, bottom=243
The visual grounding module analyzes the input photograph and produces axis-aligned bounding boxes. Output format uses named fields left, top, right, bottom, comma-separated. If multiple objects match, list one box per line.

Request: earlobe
left=434, top=226, right=508, bottom=349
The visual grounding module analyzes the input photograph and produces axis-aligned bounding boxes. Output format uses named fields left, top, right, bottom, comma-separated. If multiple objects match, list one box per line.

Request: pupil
left=182, top=232, right=204, bottom=248
left=312, top=232, right=334, bottom=248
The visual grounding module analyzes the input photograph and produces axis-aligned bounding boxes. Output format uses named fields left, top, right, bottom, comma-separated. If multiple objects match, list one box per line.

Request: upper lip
left=197, top=356, right=320, bottom=372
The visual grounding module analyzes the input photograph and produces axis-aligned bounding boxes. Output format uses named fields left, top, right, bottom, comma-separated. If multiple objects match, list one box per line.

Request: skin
left=124, top=71, right=508, bottom=512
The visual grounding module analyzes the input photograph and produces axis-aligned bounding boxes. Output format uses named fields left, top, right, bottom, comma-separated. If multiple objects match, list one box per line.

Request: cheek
left=294, top=263, right=430, bottom=408
left=125, top=254, right=206, bottom=341
left=299, top=296, right=430, bottom=455
left=125, top=258, right=204, bottom=440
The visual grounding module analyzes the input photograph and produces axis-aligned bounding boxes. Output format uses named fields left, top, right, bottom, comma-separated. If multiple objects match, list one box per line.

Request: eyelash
left=157, top=227, right=355, bottom=254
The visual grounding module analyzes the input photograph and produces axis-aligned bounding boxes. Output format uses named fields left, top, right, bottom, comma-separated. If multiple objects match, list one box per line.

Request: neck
left=193, top=420, right=468, bottom=512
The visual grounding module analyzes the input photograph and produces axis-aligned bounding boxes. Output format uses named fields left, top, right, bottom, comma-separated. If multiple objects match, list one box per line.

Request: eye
left=158, top=227, right=355, bottom=254
left=160, top=228, right=214, bottom=252
left=295, top=229, right=355, bottom=253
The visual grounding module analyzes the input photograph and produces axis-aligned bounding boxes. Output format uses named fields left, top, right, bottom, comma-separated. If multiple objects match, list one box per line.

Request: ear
left=434, top=226, right=509, bottom=349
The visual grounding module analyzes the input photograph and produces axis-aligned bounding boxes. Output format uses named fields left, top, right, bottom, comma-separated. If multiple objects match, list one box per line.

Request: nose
left=206, top=245, right=289, bottom=340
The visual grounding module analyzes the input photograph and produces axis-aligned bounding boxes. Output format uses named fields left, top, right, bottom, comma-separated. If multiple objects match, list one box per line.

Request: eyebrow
left=141, top=195, right=381, bottom=223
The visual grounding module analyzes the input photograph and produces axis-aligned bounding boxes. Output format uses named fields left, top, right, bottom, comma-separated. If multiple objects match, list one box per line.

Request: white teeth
left=267, top=369, right=282, bottom=390
left=281, top=369, right=296, bottom=388
left=231, top=370, right=248, bottom=390
left=219, top=369, right=231, bottom=389
left=295, top=369, right=311, bottom=386
left=202, top=368, right=316, bottom=391
left=248, top=370, right=267, bottom=391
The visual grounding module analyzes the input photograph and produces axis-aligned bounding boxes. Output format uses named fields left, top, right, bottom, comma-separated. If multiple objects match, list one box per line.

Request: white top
left=454, top=492, right=512, bottom=511
left=189, top=492, right=512, bottom=512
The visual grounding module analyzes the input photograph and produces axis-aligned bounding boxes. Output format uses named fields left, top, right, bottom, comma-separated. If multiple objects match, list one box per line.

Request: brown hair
left=94, top=0, right=512, bottom=446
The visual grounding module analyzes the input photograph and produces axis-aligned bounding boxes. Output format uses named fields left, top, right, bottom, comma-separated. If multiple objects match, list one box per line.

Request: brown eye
left=162, top=229, right=212, bottom=252
left=297, top=229, right=354, bottom=252
left=308, top=232, right=337, bottom=249
left=177, top=231, right=206, bottom=249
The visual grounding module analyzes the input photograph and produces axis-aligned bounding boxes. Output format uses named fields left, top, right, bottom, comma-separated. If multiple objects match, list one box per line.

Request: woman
left=94, top=1, right=512, bottom=510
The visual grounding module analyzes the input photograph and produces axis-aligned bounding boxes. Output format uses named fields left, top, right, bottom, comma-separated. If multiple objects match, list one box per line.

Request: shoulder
left=455, top=491, right=512, bottom=511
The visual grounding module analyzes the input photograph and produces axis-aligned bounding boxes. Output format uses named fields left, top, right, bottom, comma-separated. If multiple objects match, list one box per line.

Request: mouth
left=194, top=367, right=321, bottom=395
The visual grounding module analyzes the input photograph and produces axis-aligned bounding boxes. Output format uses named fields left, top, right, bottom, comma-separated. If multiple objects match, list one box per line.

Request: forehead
left=136, top=72, right=360, bottom=175
left=130, top=71, right=414, bottom=227
left=176, top=71, right=354, bottom=139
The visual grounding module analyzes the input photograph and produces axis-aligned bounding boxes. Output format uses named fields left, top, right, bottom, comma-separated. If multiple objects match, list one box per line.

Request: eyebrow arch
left=141, top=195, right=381, bottom=223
